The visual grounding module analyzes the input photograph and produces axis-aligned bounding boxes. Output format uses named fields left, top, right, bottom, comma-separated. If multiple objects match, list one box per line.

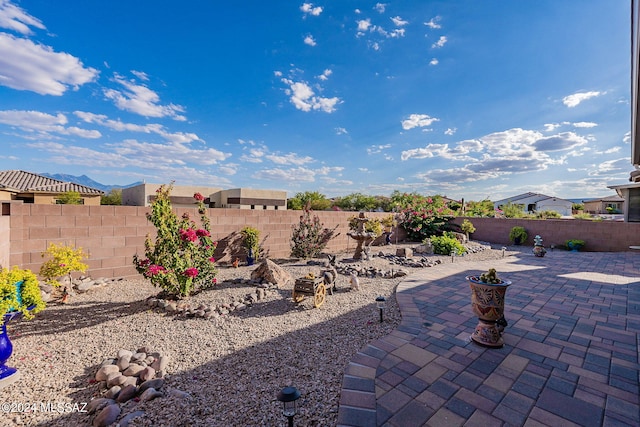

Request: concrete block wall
left=450, top=217, right=640, bottom=251
left=5, top=203, right=402, bottom=279
left=6, top=203, right=638, bottom=280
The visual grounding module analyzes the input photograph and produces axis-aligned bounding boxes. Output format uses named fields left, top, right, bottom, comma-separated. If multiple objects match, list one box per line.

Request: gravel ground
left=0, top=242, right=520, bottom=427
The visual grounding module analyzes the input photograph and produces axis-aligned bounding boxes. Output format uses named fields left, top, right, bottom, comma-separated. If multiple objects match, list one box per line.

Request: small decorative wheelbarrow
left=292, top=276, right=326, bottom=308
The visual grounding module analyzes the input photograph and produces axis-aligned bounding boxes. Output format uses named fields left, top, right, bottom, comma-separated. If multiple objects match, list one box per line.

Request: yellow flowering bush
left=39, top=243, right=89, bottom=288
left=0, top=266, right=45, bottom=319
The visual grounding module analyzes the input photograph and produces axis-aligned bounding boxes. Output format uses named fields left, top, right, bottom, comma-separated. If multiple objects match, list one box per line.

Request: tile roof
left=0, top=170, right=103, bottom=195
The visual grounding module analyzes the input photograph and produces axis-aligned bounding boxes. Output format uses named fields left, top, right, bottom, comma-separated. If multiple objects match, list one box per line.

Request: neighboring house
left=0, top=170, right=103, bottom=205
left=493, top=192, right=573, bottom=216
left=582, top=195, right=625, bottom=214
left=122, top=183, right=287, bottom=210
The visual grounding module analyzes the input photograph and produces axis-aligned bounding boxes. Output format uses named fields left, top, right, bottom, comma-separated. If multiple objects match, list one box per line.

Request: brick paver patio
left=337, top=250, right=640, bottom=426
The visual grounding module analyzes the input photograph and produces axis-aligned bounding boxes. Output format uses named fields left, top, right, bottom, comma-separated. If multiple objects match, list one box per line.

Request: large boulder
left=250, top=259, right=292, bottom=286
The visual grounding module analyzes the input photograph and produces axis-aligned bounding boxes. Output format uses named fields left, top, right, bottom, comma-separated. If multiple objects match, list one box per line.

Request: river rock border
left=88, top=346, right=191, bottom=427
left=146, top=279, right=279, bottom=319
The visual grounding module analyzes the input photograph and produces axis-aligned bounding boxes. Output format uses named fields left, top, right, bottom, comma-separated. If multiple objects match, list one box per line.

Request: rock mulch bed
left=0, top=242, right=519, bottom=426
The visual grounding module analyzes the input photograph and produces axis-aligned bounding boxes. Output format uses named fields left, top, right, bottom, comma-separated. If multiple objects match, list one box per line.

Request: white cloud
left=401, top=114, right=439, bottom=130
left=401, top=128, right=590, bottom=183
left=131, top=70, right=149, bottom=81
left=300, top=3, right=323, bottom=16
left=317, top=69, right=332, bottom=81
left=445, top=128, right=456, bottom=135
left=0, top=33, right=98, bottom=95
left=74, top=111, right=201, bottom=143
left=431, top=35, right=447, bottom=48
left=304, top=35, right=316, bottom=46
left=367, top=144, right=392, bottom=155
left=281, top=78, right=341, bottom=113
left=374, top=3, right=386, bottom=13
left=335, top=127, right=348, bottom=135
left=429, top=58, right=439, bottom=66
left=0, top=109, right=101, bottom=139
left=562, top=91, right=602, bottom=107
left=589, top=158, right=630, bottom=176
left=265, top=152, right=314, bottom=165
left=424, top=17, right=442, bottom=29
left=26, top=138, right=232, bottom=182
left=357, top=19, right=372, bottom=33
left=0, top=0, right=45, bottom=34
left=533, top=132, right=588, bottom=152
left=572, top=121, right=598, bottom=128
left=391, top=16, right=408, bottom=26
left=252, top=167, right=316, bottom=182
left=104, top=73, right=187, bottom=120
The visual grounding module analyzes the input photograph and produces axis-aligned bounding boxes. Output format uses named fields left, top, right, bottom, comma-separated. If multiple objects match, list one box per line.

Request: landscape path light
left=277, top=386, right=301, bottom=427
left=376, top=295, right=386, bottom=323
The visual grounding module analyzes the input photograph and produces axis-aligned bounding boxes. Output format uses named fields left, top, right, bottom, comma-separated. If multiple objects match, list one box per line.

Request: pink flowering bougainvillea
left=133, top=183, right=218, bottom=298
left=391, top=191, right=457, bottom=242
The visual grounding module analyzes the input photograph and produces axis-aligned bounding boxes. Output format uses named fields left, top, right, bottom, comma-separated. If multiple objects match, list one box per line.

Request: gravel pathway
left=0, top=242, right=520, bottom=426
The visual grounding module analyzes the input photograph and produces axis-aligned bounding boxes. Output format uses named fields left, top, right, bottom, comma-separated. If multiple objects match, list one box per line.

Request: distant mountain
left=41, top=173, right=141, bottom=193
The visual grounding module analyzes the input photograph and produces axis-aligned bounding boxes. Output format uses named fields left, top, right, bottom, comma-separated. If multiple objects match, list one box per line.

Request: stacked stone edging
left=89, top=347, right=191, bottom=427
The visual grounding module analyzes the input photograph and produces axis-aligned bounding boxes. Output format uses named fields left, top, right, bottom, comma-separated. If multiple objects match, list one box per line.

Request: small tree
left=460, top=219, right=476, bottom=239
left=39, top=242, right=89, bottom=302
left=240, top=226, right=260, bottom=259
left=101, top=189, right=122, bottom=205
left=290, top=207, right=339, bottom=258
left=57, top=191, right=82, bottom=205
left=133, top=184, right=218, bottom=299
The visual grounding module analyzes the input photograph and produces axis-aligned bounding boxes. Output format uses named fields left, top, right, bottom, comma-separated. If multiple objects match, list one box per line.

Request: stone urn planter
left=466, top=269, right=511, bottom=348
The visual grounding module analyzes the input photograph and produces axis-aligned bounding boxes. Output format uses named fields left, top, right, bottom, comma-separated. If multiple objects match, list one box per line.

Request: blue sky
left=0, top=0, right=633, bottom=200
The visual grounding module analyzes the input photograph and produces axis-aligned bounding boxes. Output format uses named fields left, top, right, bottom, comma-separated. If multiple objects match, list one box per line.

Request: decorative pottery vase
left=467, top=276, right=511, bottom=348
left=0, top=310, right=22, bottom=383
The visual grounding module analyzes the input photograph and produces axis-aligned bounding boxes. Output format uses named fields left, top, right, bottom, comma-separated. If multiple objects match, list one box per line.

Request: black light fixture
left=277, top=386, right=301, bottom=427
left=376, top=295, right=386, bottom=322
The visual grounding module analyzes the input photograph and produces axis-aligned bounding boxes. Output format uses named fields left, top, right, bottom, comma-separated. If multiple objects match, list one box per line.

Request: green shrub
left=509, top=226, right=528, bottom=244
left=536, top=210, right=561, bottom=219
left=290, top=208, right=338, bottom=258
left=430, top=233, right=466, bottom=255
left=240, top=226, right=261, bottom=258
left=460, top=219, right=476, bottom=237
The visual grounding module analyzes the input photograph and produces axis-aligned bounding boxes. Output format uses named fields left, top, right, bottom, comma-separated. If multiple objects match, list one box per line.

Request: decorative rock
left=250, top=259, right=293, bottom=286
left=121, top=376, right=138, bottom=388
left=144, top=355, right=155, bottom=365
left=235, top=303, right=247, bottom=311
left=87, top=398, right=115, bottom=415
left=118, top=410, right=145, bottom=427
left=117, top=349, right=133, bottom=359
left=105, top=386, right=121, bottom=400
left=131, top=352, right=146, bottom=362
left=139, top=387, right=163, bottom=402
left=139, top=366, right=156, bottom=382
left=100, top=358, right=116, bottom=367
left=138, top=378, right=164, bottom=394
left=169, top=389, right=193, bottom=400
left=96, top=364, right=120, bottom=381
left=116, top=384, right=138, bottom=403
left=166, top=302, right=177, bottom=313
left=116, top=354, right=131, bottom=371
left=106, top=373, right=124, bottom=387
left=396, top=247, right=413, bottom=258
left=123, top=364, right=145, bottom=377
left=76, top=282, right=95, bottom=293
left=137, top=346, right=151, bottom=354
left=93, top=403, right=120, bottom=427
